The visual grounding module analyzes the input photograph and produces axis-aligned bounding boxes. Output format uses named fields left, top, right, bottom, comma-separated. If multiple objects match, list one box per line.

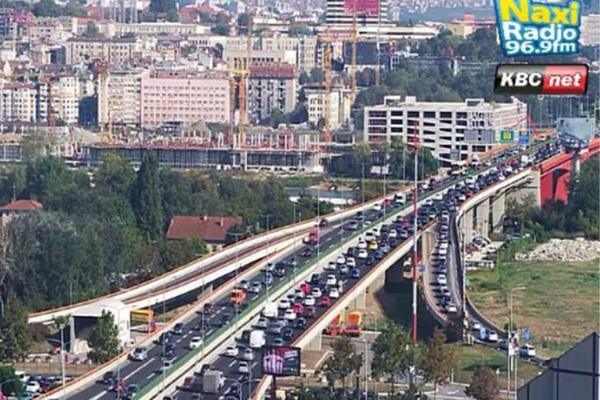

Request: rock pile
left=516, top=239, right=600, bottom=262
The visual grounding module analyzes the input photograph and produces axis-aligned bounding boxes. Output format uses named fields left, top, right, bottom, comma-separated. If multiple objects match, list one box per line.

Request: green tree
left=160, top=239, right=207, bottom=271
left=269, top=108, right=286, bottom=128
left=84, top=22, right=100, bottom=37
left=466, top=366, right=500, bottom=400
left=88, top=310, right=120, bottom=364
left=371, top=321, right=416, bottom=394
left=95, top=153, right=135, bottom=197
left=237, top=13, right=250, bottom=32
left=0, top=365, right=23, bottom=396
left=32, top=0, right=62, bottom=16
left=149, top=0, right=176, bottom=14
left=0, top=292, right=31, bottom=362
left=131, top=153, right=163, bottom=242
left=166, top=8, right=178, bottom=22
left=421, top=329, right=458, bottom=400
left=321, top=336, right=363, bottom=390
left=212, top=22, right=230, bottom=36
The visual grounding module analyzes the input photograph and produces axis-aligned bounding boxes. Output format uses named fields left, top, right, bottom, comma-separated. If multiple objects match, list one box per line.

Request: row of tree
left=321, top=322, right=501, bottom=400
left=506, top=155, right=599, bottom=240
left=329, top=139, right=440, bottom=181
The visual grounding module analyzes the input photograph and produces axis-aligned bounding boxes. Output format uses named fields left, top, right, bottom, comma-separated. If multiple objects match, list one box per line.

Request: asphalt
left=66, top=211, right=380, bottom=400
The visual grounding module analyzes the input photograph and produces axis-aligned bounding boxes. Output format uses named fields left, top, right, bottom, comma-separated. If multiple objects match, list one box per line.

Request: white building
left=581, top=14, right=600, bottom=46
left=222, top=48, right=297, bottom=71
left=0, top=83, right=37, bottom=123
left=249, top=63, right=298, bottom=123
left=98, top=68, right=149, bottom=127
left=305, top=85, right=352, bottom=130
left=38, top=76, right=80, bottom=125
left=65, top=37, right=141, bottom=65
left=362, top=96, right=528, bottom=165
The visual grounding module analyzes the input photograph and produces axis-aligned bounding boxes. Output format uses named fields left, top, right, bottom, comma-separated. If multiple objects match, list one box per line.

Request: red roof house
left=166, top=215, right=243, bottom=247
left=0, top=199, right=43, bottom=212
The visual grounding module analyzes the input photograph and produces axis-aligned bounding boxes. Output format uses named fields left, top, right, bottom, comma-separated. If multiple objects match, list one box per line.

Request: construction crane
left=318, top=29, right=354, bottom=144
left=229, top=15, right=253, bottom=148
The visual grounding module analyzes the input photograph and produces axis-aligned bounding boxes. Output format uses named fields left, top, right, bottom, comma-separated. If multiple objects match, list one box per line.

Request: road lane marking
left=123, top=358, right=154, bottom=381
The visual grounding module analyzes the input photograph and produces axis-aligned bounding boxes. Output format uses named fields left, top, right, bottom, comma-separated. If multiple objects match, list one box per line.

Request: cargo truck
left=202, top=370, right=224, bottom=393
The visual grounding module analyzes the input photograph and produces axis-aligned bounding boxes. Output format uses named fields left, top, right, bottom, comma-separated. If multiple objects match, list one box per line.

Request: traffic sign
left=499, top=129, right=514, bottom=144
left=419, top=264, right=425, bottom=273
left=519, top=132, right=529, bottom=145
left=523, top=327, right=532, bottom=341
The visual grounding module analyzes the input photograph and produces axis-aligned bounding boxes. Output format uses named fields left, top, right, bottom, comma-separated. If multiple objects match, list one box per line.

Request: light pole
left=508, top=286, right=526, bottom=400
left=224, top=378, right=242, bottom=400
left=48, top=325, right=67, bottom=399
left=363, top=339, right=369, bottom=397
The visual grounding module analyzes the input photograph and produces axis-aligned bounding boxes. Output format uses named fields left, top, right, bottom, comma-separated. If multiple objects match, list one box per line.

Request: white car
left=445, top=303, right=457, bottom=313
left=329, top=288, right=340, bottom=298
left=365, top=232, right=375, bottom=242
left=241, top=348, right=254, bottom=361
left=324, top=261, right=337, bottom=271
left=238, top=361, right=250, bottom=374
left=311, top=288, right=322, bottom=298
left=303, top=296, right=316, bottom=306
left=284, top=309, right=297, bottom=320
left=357, top=249, right=368, bottom=259
left=372, top=202, right=382, bottom=211
left=188, top=336, right=203, bottom=349
left=25, top=381, right=40, bottom=393
left=255, top=317, right=269, bottom=329
left=487, top=331, right=499, bottom=342
left=278, top=299, right=291, bottom=309
left=339, top=264, right=349, bottom=274
left=357, top=240, right=367, bottom=250
left=346, top=257, right=356, bottom=268
left=326, top=275, right=337, bottom=286
left=294, top=289, right=305, bottom=299
left=520, top=344, right=536, bottom=357
left=226, top=346, right=239, bottom=357
left=472, top=321, right=482, bottom=332
left=437, top=274, right=448, bottom=285
left=336, top=255, right=346, bottom=265
left=389, top=229, right=398, bottom=238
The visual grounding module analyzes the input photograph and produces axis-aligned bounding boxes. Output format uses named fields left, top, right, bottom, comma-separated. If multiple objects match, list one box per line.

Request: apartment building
left=362, top=96, right=528, bottom=165
left=0, top=83, right=37, bottom=123
left=305, top=85, right=351, bottom=129
left=0, top=9, right=32, bottom=39
left=581, top=14, right=600, bottom=46
left=140, top=70, right=230, bottom=129
left=98, top=68, right=149, bottom=127
left=223, top=48, right=297, bottom=71
left=249, top=63, right=297, bottom=123
left=114, top=22, right=211, bottom=37
left=37, top=75, right=80, bottom=124
left=65, top=37, right=141, bottom=65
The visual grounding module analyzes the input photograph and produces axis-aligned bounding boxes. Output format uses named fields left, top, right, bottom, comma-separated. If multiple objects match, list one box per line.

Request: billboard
left=261, top=346, right=301, bottom=377
left=344, top=0, right=379, bottom=15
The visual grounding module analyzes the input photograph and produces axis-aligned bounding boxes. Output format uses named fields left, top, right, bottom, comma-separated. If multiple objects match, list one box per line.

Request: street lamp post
left=224, top=378, right=242, bottom=400
left=508, top=286, right=526, bottom=400
left=363, top=339, right=369, bottom=397
left=47, top=328, right=66, bottom=400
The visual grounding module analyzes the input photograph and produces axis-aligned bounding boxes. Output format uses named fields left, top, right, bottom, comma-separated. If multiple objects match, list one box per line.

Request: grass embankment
left=469, top=241, right=600, bottom=357
left=454, top=344, right=543, bottom=387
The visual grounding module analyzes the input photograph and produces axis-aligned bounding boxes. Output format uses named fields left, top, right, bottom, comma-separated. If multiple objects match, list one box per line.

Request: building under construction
left=80, top=127, right=324, bottom=172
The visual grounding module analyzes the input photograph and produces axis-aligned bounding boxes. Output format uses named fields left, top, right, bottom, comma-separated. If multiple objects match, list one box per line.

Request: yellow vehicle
left=368, top=241, right=378, bottom=251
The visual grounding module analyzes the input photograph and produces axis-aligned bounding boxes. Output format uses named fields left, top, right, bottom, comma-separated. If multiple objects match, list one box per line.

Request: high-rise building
left=326, top=0, right=388, bottom=26
left=362, top=96, right=528, bottom=165
left=98, top=68, right=149, bottom=127
left=140, top=70, right=231, bottom=129
left=305, top=85, right=352, bottom=130
left=249, top=63, right=298, bottom=123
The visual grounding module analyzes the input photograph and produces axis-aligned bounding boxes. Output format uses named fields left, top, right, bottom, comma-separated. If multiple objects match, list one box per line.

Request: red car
left=293, top=302, right=304, bottom=315
left=320, top=295, right=331, bottom=307
left=304, top=306, right=317, bottom=318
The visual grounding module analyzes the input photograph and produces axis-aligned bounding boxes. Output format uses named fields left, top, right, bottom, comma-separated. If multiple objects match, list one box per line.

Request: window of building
left=423, top=111, right=435, bottom=118
left=407, top=111, right=419, bottom=118
left=440, top=112, right=452, bottom=118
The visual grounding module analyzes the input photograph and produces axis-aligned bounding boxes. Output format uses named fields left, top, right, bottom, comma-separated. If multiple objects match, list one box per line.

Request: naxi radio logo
left=494, top=0, right=581, bottom=56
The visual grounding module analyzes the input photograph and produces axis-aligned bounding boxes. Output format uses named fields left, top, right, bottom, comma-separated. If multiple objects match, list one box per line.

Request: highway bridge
left=39, top=136, right=599, bottom=400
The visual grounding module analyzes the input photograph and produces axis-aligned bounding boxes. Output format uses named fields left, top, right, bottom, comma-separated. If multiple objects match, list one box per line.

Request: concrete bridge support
left=462, top=208, right=475, bottom=243
left=491, top=194, right=505, bottom=234
left=507, top=169, right=541, bottom=207
left=475, top=200, right=490, bottom=238
left=349, top=290, right=366, bottom=310
left=305, top=332, right=322, bottom=351
left=421, top=226, right=437, bottom=267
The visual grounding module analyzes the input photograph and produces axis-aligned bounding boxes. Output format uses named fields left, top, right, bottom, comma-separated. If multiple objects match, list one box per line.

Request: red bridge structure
left=538, top=138, right=600, bottom=207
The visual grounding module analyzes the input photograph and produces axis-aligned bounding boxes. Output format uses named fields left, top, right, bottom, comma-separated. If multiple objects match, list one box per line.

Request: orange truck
left=324, top=312, right=363, bottom=337
left=229, top=288, right=247, bottom=306
left=345, top=311, right=362, bottom=337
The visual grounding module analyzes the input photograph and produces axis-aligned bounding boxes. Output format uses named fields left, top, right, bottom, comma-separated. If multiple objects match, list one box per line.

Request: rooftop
left=0, top=199, right=43, bottom=211
left=166, top=215, right=243, bottom=243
